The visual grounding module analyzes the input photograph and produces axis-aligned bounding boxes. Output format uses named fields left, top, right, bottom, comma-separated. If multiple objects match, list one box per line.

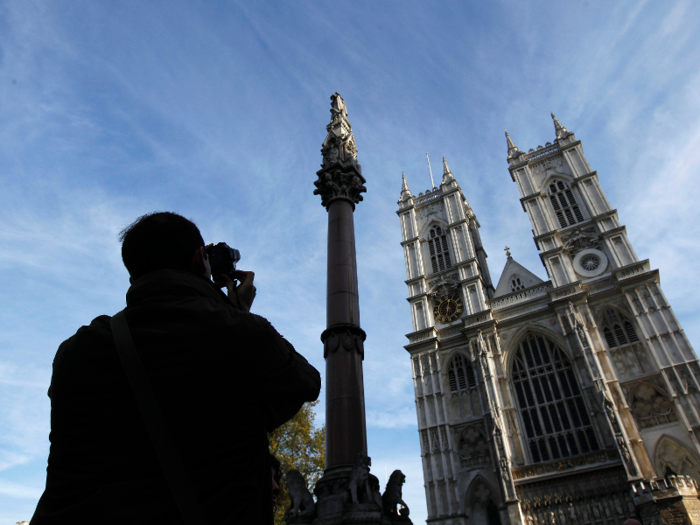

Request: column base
left=311, top=464, right=399, bottom=525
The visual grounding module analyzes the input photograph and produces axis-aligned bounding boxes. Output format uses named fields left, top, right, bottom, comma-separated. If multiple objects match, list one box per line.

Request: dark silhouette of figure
left=30, top=212, right=321, bottom=524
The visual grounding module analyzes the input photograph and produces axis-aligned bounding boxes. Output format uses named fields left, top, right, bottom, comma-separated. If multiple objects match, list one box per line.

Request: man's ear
left=191, top=246, right=207, bottom=274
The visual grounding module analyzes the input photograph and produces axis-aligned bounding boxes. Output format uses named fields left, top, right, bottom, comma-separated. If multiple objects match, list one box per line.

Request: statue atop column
left=314, top=93, right=366, bottom=208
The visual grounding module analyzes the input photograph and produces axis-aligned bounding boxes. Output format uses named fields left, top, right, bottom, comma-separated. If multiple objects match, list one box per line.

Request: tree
left=268, top=400, right=325, bottom=525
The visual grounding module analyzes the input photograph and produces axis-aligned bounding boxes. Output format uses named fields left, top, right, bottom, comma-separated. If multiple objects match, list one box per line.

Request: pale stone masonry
left=398, top=116, right=700, bottom=525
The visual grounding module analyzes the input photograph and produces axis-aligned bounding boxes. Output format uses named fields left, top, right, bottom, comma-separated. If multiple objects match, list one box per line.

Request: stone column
left=323, top=199, right=368, bottom=466
left=314, top=92, right=368, bottom=469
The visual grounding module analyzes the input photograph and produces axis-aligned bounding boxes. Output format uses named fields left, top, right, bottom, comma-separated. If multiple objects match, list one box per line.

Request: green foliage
left=268, top=401, right=325, bottom=525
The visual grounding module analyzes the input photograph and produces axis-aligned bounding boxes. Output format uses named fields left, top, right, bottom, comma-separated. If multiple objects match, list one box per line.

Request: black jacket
left=31, top=270, right=321, bottom=524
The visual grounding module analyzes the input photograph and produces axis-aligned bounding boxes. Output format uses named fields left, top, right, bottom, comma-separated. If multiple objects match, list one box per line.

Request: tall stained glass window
left=512, top=334, right=599, bottom=463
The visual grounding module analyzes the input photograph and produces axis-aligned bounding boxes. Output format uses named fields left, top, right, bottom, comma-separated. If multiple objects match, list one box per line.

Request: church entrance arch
left=465, top=476, right=502, bottom=525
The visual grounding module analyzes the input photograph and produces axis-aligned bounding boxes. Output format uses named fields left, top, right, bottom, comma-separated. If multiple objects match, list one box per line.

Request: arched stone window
left=512, top=334, right=599, bottom=463
left=511, top=276, right=525, bottom=292
left=601, top=307, right=640, bottom=348
left=448, top=354, right=476, bottom=393
left=548, top=180, right=584, bottom=228
left=428, top=225, right=452, bottom=273
left=655, top=435, right=700, bottom=483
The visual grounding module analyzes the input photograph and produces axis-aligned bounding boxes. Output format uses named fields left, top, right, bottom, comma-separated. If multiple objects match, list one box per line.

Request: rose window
left=580, top=255, right=600, bottom=271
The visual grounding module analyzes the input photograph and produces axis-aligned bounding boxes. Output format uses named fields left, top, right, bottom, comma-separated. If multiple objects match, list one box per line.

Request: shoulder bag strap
left=111, top=310, right=208, bottom=525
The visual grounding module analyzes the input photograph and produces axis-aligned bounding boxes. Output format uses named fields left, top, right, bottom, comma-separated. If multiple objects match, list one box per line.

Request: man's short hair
left=119, top=212, right=205, bottom=280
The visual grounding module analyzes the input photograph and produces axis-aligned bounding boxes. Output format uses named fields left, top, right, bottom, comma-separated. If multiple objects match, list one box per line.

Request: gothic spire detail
left=551, top=112, right=572, bottom=140
left=400, top=172, right=412, bottom=200
left=314, top=93, right=367, bottom=209
left=506, top=130, right=524, bottom=161
left=442, top=156, right=455, bottom=184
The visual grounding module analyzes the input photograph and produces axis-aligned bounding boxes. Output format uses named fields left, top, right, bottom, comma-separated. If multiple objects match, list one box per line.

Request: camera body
left=207, top=242, right=241, bottom=280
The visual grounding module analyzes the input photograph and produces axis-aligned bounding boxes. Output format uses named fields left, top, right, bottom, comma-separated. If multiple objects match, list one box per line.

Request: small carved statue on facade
left=348, top=452, right=373, bottom=505
left=283, top=470, right=316, bottom=523
left=382, top=470, right=412, bottom=522
left=563, top=228, right=600, bottom=255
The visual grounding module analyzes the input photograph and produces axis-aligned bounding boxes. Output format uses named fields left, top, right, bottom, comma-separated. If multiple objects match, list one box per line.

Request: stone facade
left=398, top=116, right=700, bottom=525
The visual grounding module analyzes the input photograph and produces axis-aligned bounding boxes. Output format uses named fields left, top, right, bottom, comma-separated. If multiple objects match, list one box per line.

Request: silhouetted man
left=31, top=212, right=321, bottom=524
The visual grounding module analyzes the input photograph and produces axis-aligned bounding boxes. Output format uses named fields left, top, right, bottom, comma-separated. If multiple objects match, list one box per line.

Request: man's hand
left=215, top=271, right=256, bottom=313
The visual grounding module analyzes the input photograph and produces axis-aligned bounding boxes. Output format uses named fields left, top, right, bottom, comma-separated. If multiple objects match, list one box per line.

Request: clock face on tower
left=433, top=293, right=464, bottom=324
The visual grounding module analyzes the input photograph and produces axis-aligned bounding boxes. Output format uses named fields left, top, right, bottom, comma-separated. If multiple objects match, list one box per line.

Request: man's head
left=119, top=212, right=209, bottom=281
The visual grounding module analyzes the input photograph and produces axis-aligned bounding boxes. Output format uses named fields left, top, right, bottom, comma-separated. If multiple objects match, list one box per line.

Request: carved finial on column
left=314, top=93, right=367, bottom=209
left=505, top=130, right=524, bottom=162
left=551, top=112, right=573, bottom=140
left=441, top=156, right=455, bottom=184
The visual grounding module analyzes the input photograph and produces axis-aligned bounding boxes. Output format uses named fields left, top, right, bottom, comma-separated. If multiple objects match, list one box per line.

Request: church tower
left=399, top=117, right=700, bottom=525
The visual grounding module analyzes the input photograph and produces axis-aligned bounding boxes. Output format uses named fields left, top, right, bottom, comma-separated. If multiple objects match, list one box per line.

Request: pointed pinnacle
left=401, top=171, right=411, bottom=194
left=441, top=156, right=455, bottom=184
left=551, top=112, right=568, bottom=137
left=442, top=156, right=452, bottom=175
left=506, top=130, right=516, bottom=150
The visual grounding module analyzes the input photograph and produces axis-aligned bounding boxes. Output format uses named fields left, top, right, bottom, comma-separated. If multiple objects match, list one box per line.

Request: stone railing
left=632, top=475, right=700, bottom=504
left=512, top=449, right=619, bottom=482
left=614, top=260, right=650, bottom=281
left=438, top=326, right=463, bottom=340
left=489, top=285, right=551, bottom=310
left=464, top=312, right=492, bottom=327
left=406, top=328, right=437, bottom=345
left=548, top=283, right=582, bottom=301
left=414, top=189, right=442, bottom=206
left=525, top=143, right=559, bottom=162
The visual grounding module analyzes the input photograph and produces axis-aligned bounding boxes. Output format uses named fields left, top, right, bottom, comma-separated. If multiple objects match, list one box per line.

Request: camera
left=207, top=242, right=241, bottom=280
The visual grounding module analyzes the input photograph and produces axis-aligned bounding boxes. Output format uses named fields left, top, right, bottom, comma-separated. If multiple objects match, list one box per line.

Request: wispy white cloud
left=0, top=478, right=43, bottom=499
left=367, top=407, right=418, bottom=430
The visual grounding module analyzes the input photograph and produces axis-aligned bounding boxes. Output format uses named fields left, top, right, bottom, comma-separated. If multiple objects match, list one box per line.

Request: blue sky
left=2, top=1, right=700, bottom=523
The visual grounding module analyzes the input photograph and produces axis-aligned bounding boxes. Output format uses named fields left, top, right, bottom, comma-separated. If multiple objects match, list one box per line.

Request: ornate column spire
left=441, top=156, right=455, bottom=184
left=551, top=112, right=572, bottom=140
left=506, top=130, right=524, bottom=162
left=314, top=93, right=367, bottom=209
left=400, top=172, right=412, bottom=200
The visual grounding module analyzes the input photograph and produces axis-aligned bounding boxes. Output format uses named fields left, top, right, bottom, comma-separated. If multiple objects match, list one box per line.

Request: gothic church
left=397, top=115, right=700, bottom=525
